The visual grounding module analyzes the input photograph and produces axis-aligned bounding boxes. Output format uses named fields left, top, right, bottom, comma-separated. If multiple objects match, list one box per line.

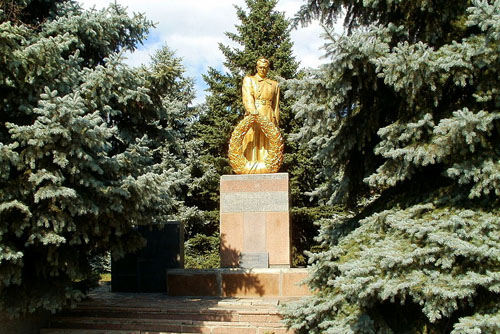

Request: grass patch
left=100, top=273, right=111, bottom=282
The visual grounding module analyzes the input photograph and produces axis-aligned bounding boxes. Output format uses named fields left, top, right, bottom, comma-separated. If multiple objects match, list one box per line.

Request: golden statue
left=228, top=58, right=284, bottom=174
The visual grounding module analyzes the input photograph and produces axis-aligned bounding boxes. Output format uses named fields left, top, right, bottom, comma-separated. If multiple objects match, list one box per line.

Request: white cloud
left=78, top=0, right=342, bottom=104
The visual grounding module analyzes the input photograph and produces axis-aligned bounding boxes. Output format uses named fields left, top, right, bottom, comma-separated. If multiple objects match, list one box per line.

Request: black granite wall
left=111, top=221, right=184, bottom=292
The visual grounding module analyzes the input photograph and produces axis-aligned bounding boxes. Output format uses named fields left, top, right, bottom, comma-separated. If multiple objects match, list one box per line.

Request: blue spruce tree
left=282, top=0, right=500, bottom=333
left=0, top=0, right=196, bottom=316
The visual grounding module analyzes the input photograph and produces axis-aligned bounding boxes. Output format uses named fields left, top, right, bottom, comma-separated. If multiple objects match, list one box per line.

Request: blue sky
left=78, top=0, right=343, bottom=104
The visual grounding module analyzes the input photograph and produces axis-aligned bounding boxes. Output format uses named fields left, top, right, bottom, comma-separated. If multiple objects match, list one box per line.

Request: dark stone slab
left=137, top=260, right=168, bottom=293
left=239, top=252, right=269, bottom=268
left=111, top=221, right=184, bottom=292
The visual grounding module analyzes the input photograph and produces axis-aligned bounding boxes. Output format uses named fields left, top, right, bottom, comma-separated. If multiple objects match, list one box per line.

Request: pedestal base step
left=41, top=293, right=296, bottom=334
left=166, top=268, right=310, bottom=298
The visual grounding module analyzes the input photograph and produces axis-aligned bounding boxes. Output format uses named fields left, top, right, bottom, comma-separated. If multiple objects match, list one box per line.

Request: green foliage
left=184, top=233, right=220, bottom=269
left=291, top=205, right=341, bottom=267
left=282, top=0, right=500, bottom=333
left=0, top=0, right=195, bottom=317
left=90, top=252, right=110, bottom=275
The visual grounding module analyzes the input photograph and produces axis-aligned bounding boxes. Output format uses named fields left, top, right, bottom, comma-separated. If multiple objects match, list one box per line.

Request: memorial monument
left=166, top=58, right=307, bottom=298
left=221, top=57, right=290, bottom=268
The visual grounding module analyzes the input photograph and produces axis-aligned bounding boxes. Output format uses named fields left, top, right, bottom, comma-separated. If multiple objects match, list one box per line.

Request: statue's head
left=256, top=57, right=270, bottom=78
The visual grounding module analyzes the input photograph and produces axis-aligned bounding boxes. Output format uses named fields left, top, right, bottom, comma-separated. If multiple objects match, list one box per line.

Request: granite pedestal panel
left=166, top=268, right=310, bottom=297
left=220, top=173, right=291, bottom=268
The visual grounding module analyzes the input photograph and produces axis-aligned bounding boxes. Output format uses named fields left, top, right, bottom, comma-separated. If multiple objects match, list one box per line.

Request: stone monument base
left=166, top=268, right=310, bottom=298
left=220, top=173, right=291, bottom=268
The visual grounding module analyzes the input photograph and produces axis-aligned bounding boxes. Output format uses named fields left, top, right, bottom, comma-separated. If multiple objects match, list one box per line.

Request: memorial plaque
left=239, top=252, right=269, bottom=268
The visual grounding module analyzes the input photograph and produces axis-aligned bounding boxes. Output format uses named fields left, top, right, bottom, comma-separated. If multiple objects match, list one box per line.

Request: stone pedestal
left=220, top=173, right=291, bottom=268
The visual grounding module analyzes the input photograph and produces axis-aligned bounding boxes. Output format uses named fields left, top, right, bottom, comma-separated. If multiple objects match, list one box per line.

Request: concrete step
left=42, top=294, right=295, bottom=334
left=59, top=304, right=283, bottom=322
left=40, top=330, right=191, bottom=334
left=40, top=330, right=149, bottom=334
left=43, top=323, right=291, bottom=333
left=48, top=316, right=288, bottom=332
left=42, top=330, right=289, bottom=334
left=59, top=310, right=283, bottom=323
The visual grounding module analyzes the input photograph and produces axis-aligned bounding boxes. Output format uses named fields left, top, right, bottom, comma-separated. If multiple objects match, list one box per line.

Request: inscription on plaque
left=239, top=252, right=269, bottom=268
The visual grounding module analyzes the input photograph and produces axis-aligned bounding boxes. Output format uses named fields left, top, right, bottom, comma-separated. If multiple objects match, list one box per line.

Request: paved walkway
left=82, top=285, right=300, bottom=309
left=82, top=284, right=300, bottom=309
